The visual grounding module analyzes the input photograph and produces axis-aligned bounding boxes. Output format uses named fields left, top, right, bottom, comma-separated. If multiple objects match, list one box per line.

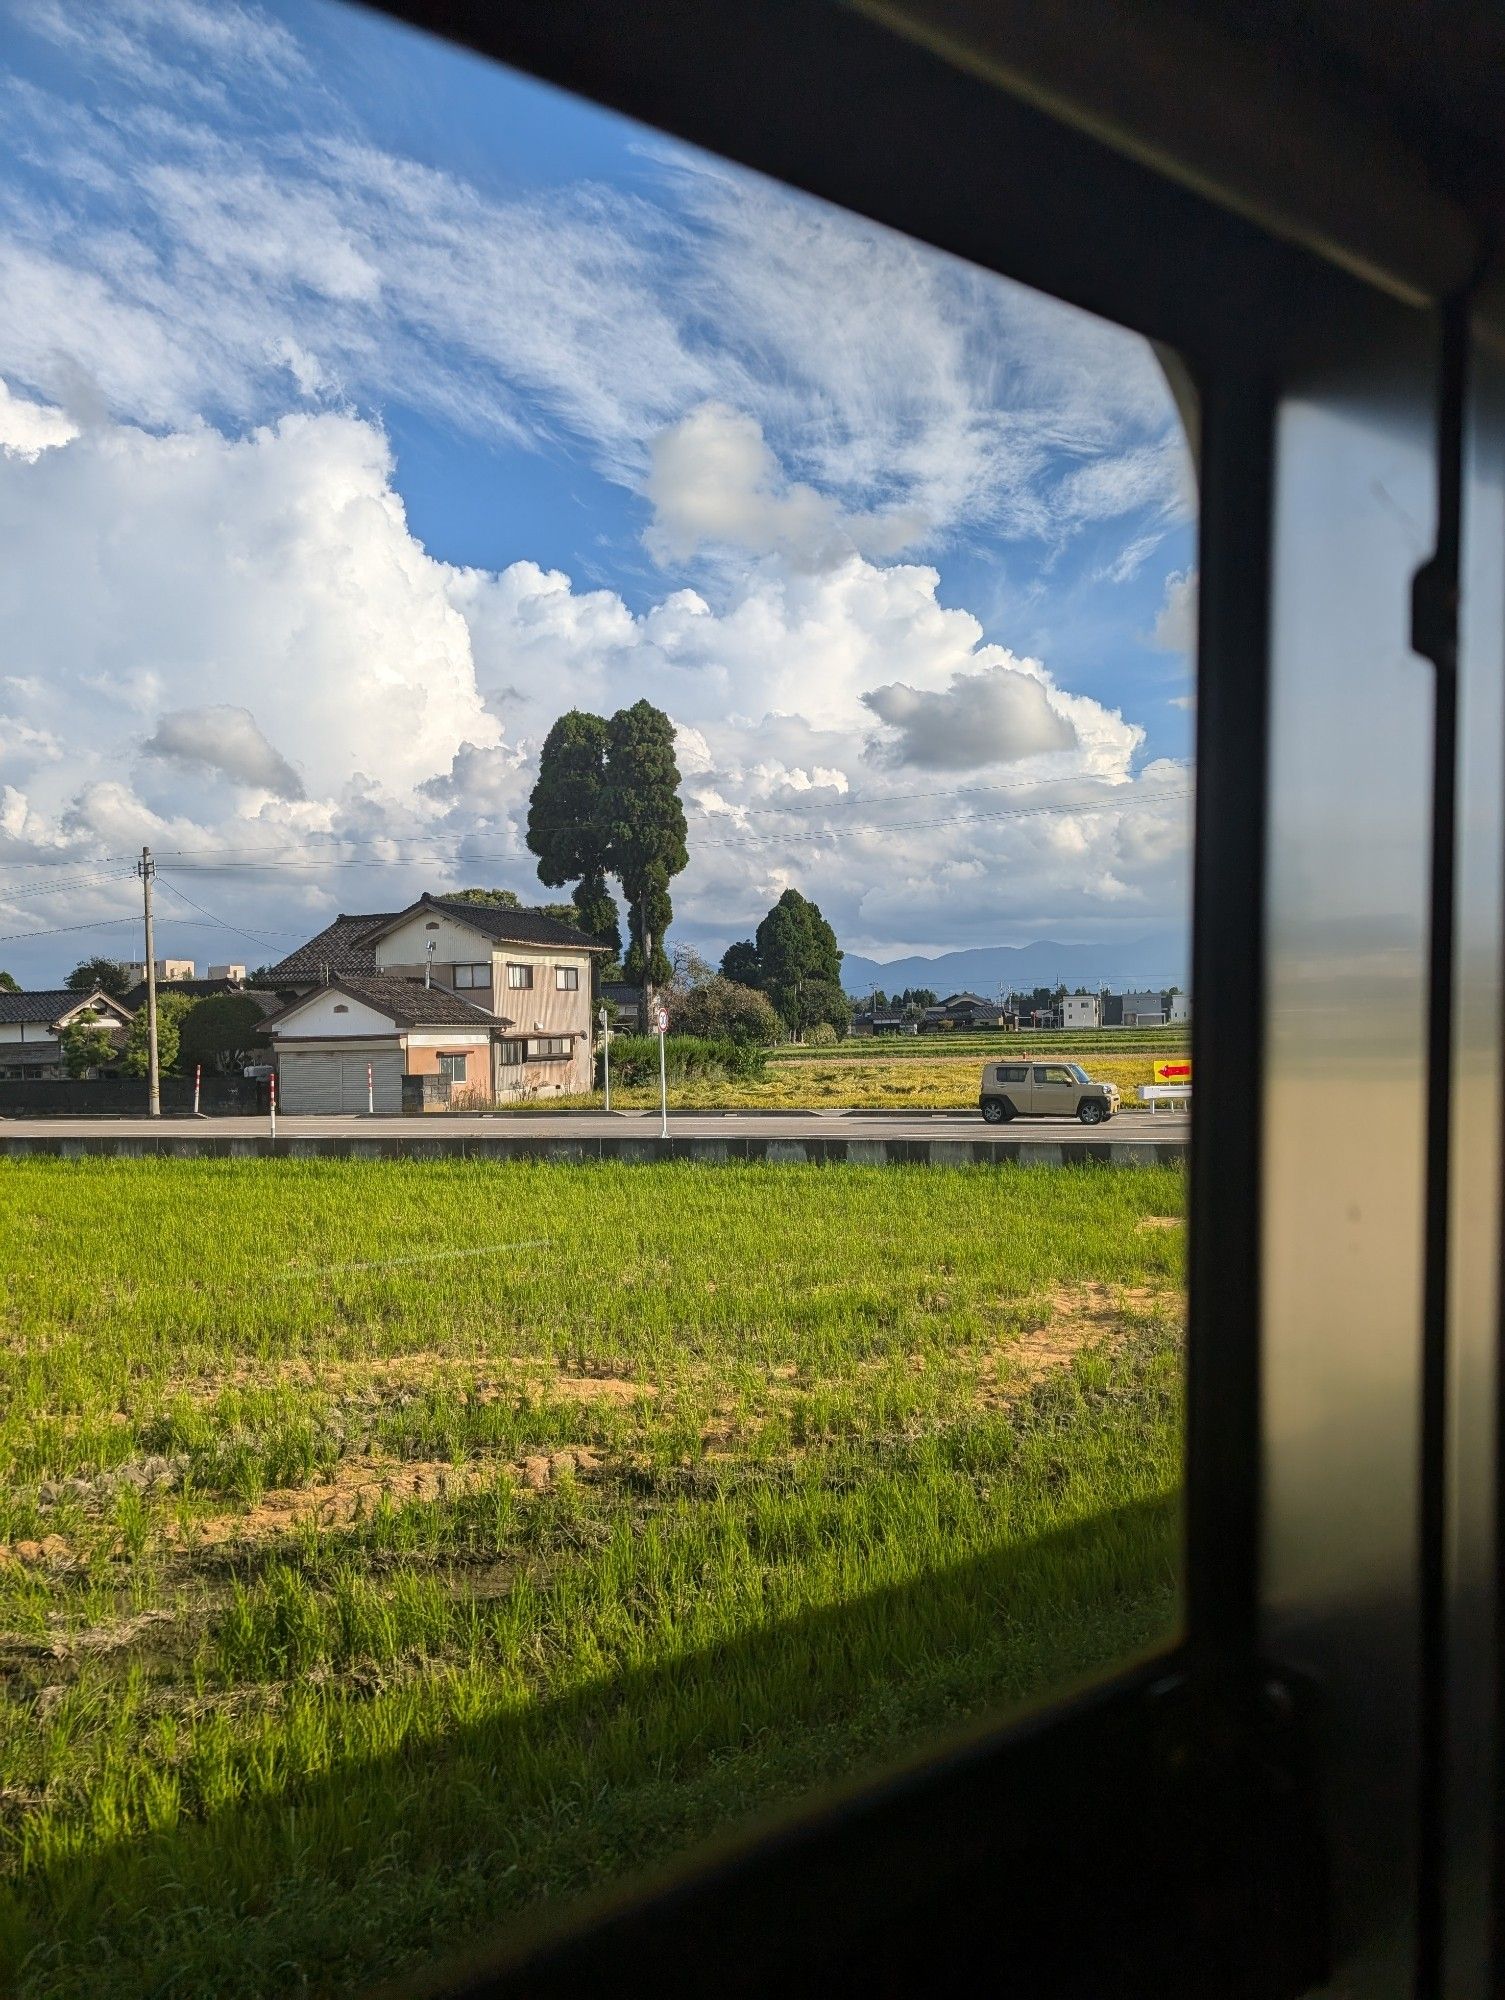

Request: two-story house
left=261, top=895, right=608, bottom=1109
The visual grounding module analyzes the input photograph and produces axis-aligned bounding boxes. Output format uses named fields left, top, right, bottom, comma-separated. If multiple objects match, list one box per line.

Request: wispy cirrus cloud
left=1, top=0, right=1190, bottom=561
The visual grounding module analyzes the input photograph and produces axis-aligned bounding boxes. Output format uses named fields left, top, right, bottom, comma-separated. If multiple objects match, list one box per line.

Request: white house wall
left=269, top=991, right=400, bottom=1037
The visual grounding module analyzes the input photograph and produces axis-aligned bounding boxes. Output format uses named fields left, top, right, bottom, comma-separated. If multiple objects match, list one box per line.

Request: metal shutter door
left=277, top=1050, right=344, bottom=1113
left=339, top=1052, right=401, bottom=1112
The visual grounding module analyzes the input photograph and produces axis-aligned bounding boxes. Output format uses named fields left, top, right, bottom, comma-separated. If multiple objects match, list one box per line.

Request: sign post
left=655, top=1005, right=669, bottom=1138
left=600, top=1003, right=611, bottom=1112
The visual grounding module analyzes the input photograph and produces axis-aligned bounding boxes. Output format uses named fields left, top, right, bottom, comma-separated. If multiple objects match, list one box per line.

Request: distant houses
left=848, top=986, right=1189, bottom=1036
left=0, top=988, right=133, bottom=1079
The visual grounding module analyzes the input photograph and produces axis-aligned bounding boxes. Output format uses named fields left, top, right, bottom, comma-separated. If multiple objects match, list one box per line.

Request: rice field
left=0, top=1157, right=1185, bottom=1997
left=568, top=1050, right=1163, bottom=1109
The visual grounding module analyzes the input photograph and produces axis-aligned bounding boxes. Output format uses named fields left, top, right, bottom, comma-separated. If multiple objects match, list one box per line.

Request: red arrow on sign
left=1160, top=1062, right=1191, bottom=1080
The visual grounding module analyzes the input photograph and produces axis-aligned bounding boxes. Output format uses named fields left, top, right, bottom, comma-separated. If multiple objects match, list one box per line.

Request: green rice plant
left=0, top=1156, right=1186, bottom=1999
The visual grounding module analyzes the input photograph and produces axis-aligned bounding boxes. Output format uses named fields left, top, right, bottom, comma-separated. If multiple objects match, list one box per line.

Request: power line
left=155, top=874, right=292, bottom=951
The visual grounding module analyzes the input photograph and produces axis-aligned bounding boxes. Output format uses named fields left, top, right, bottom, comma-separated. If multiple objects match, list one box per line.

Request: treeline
left=56, top=959, right=270, bottom=1079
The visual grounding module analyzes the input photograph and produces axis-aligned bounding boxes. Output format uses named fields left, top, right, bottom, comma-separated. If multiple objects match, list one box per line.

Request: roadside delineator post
left=655, top=1004, right=669, bottom=1139
left=269, top=1069, right=277, bottom=1141
left=367, top=1061, right=374, bottom=1116
left=193, top=1063, right=201, bottom=1117
left=600, top=1003, right=611, bottom=1112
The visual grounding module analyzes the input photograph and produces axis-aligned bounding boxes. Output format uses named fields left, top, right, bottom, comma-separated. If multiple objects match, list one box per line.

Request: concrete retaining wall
left=0, top=1132, right=1184, bottom=1168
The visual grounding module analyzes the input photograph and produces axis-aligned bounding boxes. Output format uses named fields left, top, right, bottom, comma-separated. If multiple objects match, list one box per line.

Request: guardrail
left=1138, top=1083, right=1192, bottom=1113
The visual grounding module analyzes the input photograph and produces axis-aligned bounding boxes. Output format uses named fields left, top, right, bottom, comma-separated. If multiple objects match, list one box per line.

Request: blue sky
left=0, top=0, right=1195, bottom=985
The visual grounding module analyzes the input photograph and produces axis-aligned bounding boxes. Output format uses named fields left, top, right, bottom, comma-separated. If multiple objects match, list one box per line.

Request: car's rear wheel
left=1078, top=1099, right=1107, bottom=1125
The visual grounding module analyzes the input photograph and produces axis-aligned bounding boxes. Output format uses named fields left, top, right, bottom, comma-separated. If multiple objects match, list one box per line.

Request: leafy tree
left=669, top=977, right=782, bottom=1046
left=719, top=940, right=761, bottom=988
left=66, top=956, right=131, bottom=997
left=604, top=700, right=687, bottom=989
left=59, top=1016, right=117, bottom=1078
left=898, top=987, right=937, bottom=1009
left=119, top=990, right=194, bottom=1077
left=446, top=887, right=521, bottom=907
left=178, top=995, right=271, bottom=1075
left=0, top=970, right=17, bottom=992
left=754, top=889, right=845, bottom=1037
left=445, top=887, right=587, bottom=931
left=525, top=712, right=622, bottom=955
left=796, top=977, right=852, bottom=1040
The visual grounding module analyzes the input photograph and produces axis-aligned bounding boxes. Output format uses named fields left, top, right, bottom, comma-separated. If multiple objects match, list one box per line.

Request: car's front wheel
left=1078, top=1099, right=1107, bottom=1125
left=981, top=1098, right=1006, bottom=1124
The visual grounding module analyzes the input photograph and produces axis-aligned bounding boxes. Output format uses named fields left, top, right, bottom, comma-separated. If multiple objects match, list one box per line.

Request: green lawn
left=0, top=1158, right=1185, bottom=1997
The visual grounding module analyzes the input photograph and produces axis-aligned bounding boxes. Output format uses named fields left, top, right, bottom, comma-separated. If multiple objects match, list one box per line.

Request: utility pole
left=137, top=846, right=161, bottom=1118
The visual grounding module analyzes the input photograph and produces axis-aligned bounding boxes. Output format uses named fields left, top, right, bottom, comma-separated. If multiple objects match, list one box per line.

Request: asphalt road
left=0, top=1109, right=1189, bottom=1146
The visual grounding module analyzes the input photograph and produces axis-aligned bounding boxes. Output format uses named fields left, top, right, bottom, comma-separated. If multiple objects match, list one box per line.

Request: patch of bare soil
left=0, top=1608, right=175, bottom=1663
left=180, top=1445, right=605, bottom=1547
left=979, top=1283, right=1179, bottom=1401
left=167, top=1356, right=655, bottom=1407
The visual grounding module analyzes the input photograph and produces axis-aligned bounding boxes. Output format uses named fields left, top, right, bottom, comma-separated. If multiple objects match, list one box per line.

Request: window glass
left=555, top=966, right=579, bottom=990
left=0, top=5, right=1193, bottom=1991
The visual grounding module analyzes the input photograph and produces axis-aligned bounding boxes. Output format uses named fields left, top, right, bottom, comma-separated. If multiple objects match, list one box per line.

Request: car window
left=1035, top=1065, right=1074, bottom=1084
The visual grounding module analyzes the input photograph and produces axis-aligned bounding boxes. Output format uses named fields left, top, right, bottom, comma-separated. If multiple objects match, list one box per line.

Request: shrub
left=804, top=1021, right=839, bottom=1046
left=596, top=1033, right=766, bottom=1088
left=667, top=977, right=782, bottom=1046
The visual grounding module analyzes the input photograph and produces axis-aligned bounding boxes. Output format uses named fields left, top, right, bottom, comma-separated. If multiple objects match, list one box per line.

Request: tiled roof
left=0, top=988, right=127, bottom=1025
left=265, top=975, right=508, bottom=1033
left=362, top=895, right=610, bottom=953
left=265, top=896, right=608, bottom=985
left=262, top=913, right=396, bottom=984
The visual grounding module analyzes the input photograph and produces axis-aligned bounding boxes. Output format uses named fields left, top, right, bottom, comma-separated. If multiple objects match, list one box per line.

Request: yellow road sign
left=1153, top=1058, right=1192, bottom=1084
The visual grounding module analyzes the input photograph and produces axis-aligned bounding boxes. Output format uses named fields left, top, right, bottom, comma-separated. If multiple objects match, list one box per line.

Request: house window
left=333, top=1004, right=348, bottom=1014
left=555, top=966, right=579, bottom=990
left=497, top=1039, right=527, bottom=1067
left=452, top=964, right=490, bottom=990
left=506, top=963, right=533, bottom=989
left=529, top=1036, right=571, bottom=1060
left=437, top=1053, right=468, bottom=1084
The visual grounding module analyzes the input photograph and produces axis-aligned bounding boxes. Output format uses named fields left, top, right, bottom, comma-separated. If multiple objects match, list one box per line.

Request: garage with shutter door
left=276, top=1048, right=403, bottom=1113
left=264, top=977, right=498, bottom=1116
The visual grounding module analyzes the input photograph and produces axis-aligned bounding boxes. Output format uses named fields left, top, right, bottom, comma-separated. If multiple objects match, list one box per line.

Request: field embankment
left=0, top=1157, right=1184, bottom=1997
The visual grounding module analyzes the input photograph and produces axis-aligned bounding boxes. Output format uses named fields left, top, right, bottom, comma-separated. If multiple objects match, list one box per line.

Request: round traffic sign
left=655, top=1007, right=669, bottom=1035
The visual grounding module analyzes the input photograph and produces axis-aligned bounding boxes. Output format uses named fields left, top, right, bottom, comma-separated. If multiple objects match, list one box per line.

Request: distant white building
left=1061, top=992, right=1102, bottom=1029
left=1168, top=990, right=1191, bottom=1023
left=127, top=959, right=196, bottom=983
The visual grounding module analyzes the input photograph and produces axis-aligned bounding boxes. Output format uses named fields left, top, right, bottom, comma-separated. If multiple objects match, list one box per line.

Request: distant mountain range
left=840, top=931, right=1188, bottom=1000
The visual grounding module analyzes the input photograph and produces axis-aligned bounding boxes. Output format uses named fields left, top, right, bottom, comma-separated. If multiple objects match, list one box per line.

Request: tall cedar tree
left=719, top=940, right=761, bottom=988
left=754, top=889, right=849, bottom=1037
left=605, top=700, right=687, bottom=988
left=525, top=713, right=622, bottom=955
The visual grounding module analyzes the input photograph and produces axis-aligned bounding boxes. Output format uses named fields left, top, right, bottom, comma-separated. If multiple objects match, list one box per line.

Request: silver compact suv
left=979, top=1059, right=1119, bottom=1125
